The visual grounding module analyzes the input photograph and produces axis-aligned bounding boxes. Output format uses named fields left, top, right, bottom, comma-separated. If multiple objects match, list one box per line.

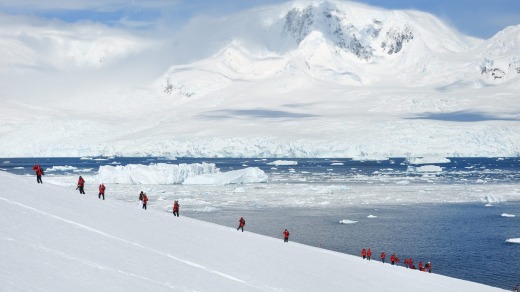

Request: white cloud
left=0, top=0, right=182, bottom=11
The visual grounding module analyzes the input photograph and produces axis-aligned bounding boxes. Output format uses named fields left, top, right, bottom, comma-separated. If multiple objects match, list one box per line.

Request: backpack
left=41, top=168, right=45, bottom=175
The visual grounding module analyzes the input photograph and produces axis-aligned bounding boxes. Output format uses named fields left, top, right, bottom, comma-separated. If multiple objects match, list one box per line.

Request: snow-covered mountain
left=158, top=1, right=519, bottom=98
left=0, top=0, right=519, bottom=158
left=478, top=25, right=520, bottom=82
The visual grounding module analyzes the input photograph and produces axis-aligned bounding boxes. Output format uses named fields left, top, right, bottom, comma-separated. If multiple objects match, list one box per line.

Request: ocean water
left=186, top=203, right=520, bottom=290
left=2, top=156, right=520, bottom=184
left=1, top=156, right=519, bottom=289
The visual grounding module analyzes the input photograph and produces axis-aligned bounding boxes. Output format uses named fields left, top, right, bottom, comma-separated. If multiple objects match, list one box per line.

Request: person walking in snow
left=237, top=217, right=245, bottom=232
left=173, top=200, right=180, bottom=217
left=142, top=193, right=148, bottom=210
left=77, top=176, right=85, bottom=194
left=138, top=191, right=144, bottom=208
left=426, top=261, right=432, bottom=273
left=98, top=183, right=106, bottom=200
left=32, top=164, right=43, bottom=184
left=367, top=248, right=372, bottom=261
left=404, top=258, right=409, bottom=268
left=380, top=251, right=386, bottom=263
left=361, top=248, right=367, bottom=260
left=283, top=229, right=290, bottom=242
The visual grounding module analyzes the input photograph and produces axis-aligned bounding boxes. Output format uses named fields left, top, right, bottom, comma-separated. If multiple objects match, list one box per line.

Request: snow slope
left=0, top=0, right=519, bottom=158
left=0, top=171, right=506, bottom=291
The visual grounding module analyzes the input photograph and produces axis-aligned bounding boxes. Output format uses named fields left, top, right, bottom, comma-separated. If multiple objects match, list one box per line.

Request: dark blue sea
left=2, top=156, right=520, bottom=184
left=1, top=156, right=519, bottom=289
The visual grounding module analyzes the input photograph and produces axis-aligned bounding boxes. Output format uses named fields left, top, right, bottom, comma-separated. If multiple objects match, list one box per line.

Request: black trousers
left=237, top=226, right=244, bottom=232
left=284, top=238, right=289, bottom=242
left=173, top=210, right=179, bottom=217
left=37, top=175, right=42, bottom=184
left=79, top=186, right=85, bottom=194
left=142, top=204, right=147, bottom=210
left=99, top=193, right=105, bottom=200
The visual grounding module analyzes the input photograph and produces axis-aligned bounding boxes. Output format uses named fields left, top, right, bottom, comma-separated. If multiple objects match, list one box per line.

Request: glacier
left=0, top=0, right=519, bottom=158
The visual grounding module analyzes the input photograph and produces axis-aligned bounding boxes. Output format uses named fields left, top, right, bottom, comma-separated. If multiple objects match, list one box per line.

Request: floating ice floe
left=505, top=238, right=520, bottom=244
left=501, top=213, right=516, bottom=218
left=191, top=206, right=218, bottom=212
left=46, top=165, right=78, bottom=172
left=183, top=167, right=268, bottom=185
left=482, top=195, right=502, bottom=204
left=267, top=160, right=298, bottom=166
left=339, top=219, right=358, bottom=224
left=412, top=165, right=443, bottom=172
left=367, top=215, right=377, bottom=218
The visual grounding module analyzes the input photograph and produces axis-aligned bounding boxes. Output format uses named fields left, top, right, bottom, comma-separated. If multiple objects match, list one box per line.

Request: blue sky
left=1, top=0, right=519, bottom=38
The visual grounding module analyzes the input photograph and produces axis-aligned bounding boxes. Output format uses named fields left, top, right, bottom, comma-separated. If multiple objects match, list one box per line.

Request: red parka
left=78, top=177, right=85, bottom=187
left=32, top=165, right=43, bottom=176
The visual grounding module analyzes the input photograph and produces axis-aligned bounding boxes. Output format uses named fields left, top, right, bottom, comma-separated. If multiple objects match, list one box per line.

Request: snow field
left=0, top=171, right=507, bottom=291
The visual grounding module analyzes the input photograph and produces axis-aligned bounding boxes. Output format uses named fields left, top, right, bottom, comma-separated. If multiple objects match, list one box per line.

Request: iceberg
left=97, top=163, right=218, bottom=184
left=267, top=160, right=298, bottom=166
left=339, top=219, right=358, bottom=224
left=183, top=167, right=268, bottom=185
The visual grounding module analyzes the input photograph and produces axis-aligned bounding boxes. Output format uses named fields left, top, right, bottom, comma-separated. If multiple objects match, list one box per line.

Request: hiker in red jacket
left=390, top=253, right=396, bottom=265
left=404, top=258, right=409, bottom=268
left=142, top=193, right=148, bottom=210
left=381, top=251, right=386, bottom=263
left=367, top=248, right=372, bottom=261
left=283, top=229, right=290, bottom=242
left=77, top=176, right=85, bottom=194
left=98, top=183, right=106, bottom=200
left=237, top=217, right=245, bottom=232
left=173, top=200, right=180, bottom=217
left=361, top=248, right=367, bottom=259
left=32, top=164, right=43, bottom=184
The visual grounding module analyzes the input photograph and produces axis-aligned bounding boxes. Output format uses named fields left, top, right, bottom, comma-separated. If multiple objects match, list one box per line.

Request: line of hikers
left=362, top=248, right=432, bottom=273
left=236, top=216, right=290, bottom=242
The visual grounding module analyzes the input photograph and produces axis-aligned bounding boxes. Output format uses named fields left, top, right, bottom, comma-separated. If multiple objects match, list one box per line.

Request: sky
left=0, top=0, right=519, bottom=39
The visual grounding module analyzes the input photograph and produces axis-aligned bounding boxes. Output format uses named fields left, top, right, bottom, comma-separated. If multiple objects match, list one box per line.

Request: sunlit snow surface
left=0, top=171, right=507, bottom=292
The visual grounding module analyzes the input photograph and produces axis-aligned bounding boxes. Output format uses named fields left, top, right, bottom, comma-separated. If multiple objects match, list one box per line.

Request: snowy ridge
left=0, top=1, right=520, bottom=158
left=158, top=0, right=490, bottom=98
left=478, top=25, right=520, bottom=82
left=0, top=171, right=506, bottom=291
